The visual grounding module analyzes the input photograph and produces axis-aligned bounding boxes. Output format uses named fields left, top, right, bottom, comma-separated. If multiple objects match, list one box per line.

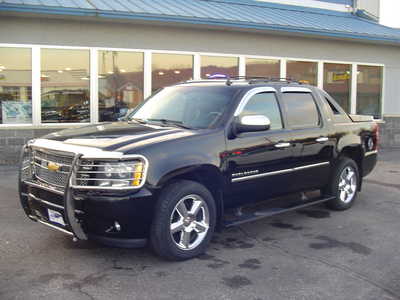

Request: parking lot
left=0, top=150, right=399, bottom=300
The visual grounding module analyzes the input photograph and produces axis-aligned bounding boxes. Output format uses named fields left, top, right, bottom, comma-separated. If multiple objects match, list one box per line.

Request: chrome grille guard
left=18, top=138, right=149, bottom=240
left=18, top=144, right=87, bottom=240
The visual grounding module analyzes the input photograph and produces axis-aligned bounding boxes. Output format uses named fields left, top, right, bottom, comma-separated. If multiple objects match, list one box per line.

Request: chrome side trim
left=232, top=168, right=292, bottom=182
left=281, top=87, right=312, bottom=93
left=37, top=219, right=73, bottom=236
left=293, top=162, right=330, bottom=171
left=365, top=150, right=378, bottom=157
left=234, top=87, right=277, bottom=116
left=231, top=162, right=330, bottom=182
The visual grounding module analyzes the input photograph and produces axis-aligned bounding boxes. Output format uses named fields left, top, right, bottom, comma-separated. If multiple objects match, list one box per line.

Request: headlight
left=74, top=157, right=147, bottom=189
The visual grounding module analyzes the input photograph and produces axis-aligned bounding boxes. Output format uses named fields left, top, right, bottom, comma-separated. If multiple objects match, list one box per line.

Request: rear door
left=279, top=87, right=334, bottom=191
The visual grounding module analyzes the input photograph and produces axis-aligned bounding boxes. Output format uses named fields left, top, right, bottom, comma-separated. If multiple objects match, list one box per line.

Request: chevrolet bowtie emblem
left=47, top=162, right=60, bottom=172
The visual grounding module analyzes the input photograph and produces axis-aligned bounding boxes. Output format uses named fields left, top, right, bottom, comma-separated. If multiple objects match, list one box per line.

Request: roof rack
left=247, top=77, right=302, bottom=85
left=181, top=76, right=303, bottom=86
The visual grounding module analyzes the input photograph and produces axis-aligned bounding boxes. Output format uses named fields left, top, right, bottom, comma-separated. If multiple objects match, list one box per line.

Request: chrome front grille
left=32, top=149, right=74, bottom=188
left=34, top=150, right=73, bottom=166
left=20, top=140, right=147, bottom=191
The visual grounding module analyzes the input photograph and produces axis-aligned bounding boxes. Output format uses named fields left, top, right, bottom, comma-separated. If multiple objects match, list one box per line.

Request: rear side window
left=325, top=97, right=341, bottom=115
left=326, top=97, right=340, bottom=114
left=242, top=92, right=283, bottom=130
left=281, top=92, right=320, bottom=128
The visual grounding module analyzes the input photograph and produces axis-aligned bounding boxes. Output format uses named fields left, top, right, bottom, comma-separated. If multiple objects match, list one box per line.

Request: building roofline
left=1, top=2, right=400, bottom=46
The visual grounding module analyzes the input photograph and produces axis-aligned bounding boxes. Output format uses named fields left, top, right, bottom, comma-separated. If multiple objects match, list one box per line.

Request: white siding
left=0, top=16, right=399, bottom=116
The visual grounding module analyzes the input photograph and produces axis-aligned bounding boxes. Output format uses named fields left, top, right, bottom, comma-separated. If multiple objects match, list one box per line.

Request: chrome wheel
left=338, top=166, right=357, bottom=204
left=170, top=194, right=210, bottom=251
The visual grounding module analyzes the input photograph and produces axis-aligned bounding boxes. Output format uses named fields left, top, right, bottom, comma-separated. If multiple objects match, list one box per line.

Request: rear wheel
left=325, top=157, right=359, bottom=211
left=150, top=180, right=216, bottom=261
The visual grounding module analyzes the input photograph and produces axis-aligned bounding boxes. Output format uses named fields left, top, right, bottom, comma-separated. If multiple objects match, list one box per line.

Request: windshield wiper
left=147, top=118, right=192, bottom=129
left=129, top=118, right=148, bottom=124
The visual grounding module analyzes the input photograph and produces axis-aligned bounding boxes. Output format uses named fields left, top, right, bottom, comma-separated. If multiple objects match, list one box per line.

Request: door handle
left=275, top=142, right=291, bottom=148
left=316, top=137, right=329, bottom=143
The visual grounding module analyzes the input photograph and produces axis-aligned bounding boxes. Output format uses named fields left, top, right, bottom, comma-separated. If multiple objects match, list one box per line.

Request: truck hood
left=43, top=121, right=195, bottom=152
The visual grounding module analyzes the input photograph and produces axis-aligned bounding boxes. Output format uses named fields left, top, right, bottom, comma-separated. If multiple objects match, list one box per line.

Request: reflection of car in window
left=98, top=97, right=130, bottom=122
left=18, top=78, right=378, bottom=261
left=41, top=89, right=90, bottom=123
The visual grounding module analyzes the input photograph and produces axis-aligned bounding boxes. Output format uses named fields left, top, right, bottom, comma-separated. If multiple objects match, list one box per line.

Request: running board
left=223, top=196, right=335, bottom=228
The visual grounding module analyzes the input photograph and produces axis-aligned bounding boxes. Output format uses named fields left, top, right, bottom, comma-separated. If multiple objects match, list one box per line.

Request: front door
left=225, top=89, right=295, bottom=208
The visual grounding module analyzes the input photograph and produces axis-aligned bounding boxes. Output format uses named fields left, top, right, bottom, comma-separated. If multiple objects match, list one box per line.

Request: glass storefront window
left=41, top=49, right=90, bottom=123
left=201, top=56, right=238, bottom=78
left=246, top=58, right=280, bottom=78
left=357, top=65, right=383, bottom=119
left=323, top=63, right=351, bottom=112
left=98, top=51, right=144, bottom=122
left=287, top=60, right=317, bottom=85
left=152, top=53, right=193, bottom=92
left=0, top=48, right=32, bottom=124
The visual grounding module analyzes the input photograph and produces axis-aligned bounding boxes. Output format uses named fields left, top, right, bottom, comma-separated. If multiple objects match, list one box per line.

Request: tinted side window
left=281, top=92, right=320, bottom=128
left=325, top=97, right=341, bottom=115
left=242, top=92, right=283, bottom=130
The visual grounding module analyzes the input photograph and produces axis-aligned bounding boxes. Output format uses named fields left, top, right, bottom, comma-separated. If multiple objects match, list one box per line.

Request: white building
left=0, top=0, right=399, bottom=164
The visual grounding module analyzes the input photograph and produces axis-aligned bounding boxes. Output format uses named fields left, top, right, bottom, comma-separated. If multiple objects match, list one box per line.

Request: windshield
left=129, top=86, right=236, bottom=129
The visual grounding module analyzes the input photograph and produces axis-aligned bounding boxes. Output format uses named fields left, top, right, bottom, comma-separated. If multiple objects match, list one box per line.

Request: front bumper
left=18, top=145, right=155, bottom=248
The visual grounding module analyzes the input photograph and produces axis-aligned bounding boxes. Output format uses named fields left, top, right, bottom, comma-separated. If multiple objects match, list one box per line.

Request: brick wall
left=0, top=129, right=55, bottom=165
left=380, top=117, right=400, bottom=148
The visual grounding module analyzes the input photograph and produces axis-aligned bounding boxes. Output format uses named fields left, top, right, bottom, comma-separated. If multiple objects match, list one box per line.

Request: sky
left=380, top=0, right=400, bottom=28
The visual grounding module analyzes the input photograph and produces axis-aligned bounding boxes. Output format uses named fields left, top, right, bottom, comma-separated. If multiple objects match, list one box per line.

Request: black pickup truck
left=18, top=78, right=378, bottom=260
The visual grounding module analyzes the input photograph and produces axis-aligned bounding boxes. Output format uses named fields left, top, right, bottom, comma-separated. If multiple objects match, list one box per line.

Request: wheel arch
left=156, top=164, right=225, bottom=230
left=337, top=145, right=363, bottom=191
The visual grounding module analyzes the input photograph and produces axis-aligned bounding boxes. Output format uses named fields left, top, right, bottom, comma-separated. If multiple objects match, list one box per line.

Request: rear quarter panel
left=334, top=122, right=377, bottom=177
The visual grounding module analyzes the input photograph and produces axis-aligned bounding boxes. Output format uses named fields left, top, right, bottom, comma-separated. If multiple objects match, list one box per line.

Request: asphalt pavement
left=0, top=150, right=399, bottom=300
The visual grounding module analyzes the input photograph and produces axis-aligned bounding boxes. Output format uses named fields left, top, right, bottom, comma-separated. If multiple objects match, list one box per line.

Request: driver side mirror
left=234, top=115, right=271, bottom=135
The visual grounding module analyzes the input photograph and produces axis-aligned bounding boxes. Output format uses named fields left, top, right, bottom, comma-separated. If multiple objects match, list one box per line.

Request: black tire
left=324, top=157, right=360, bottom=211
left=150, top=180, right=216, bottom=261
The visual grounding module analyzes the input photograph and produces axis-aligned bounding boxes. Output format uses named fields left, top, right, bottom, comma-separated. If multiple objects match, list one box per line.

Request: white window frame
left=354, top=64, right=385, bottom=119
left=0, top=43, right=386, bottom=128
left=199, top=53, right=240, bottom=79
left=242, top=56, right=281, bottom=79
left=285, top=59, right=319, bottom=85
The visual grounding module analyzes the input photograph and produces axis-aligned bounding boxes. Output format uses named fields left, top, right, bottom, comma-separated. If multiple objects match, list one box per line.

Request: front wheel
left=324, top=157, right=359, bottom=211
left=150, top=180, right=216, bottom=261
